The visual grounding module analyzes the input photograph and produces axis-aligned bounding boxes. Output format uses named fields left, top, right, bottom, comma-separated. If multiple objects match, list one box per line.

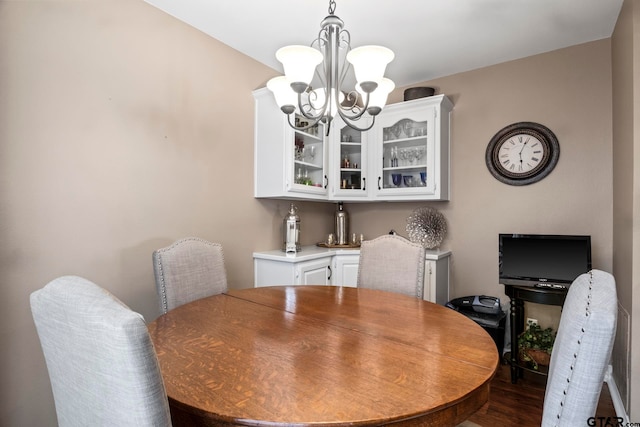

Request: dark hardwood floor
left=466, top=362, right=617, bottom=426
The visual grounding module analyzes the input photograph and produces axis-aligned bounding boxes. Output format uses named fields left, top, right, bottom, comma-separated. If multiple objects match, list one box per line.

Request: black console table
left=504, top=284, right=568, bottom=383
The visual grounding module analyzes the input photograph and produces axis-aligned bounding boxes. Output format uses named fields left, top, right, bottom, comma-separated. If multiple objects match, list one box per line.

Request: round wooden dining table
left=148, top=286, right=499, bottom=427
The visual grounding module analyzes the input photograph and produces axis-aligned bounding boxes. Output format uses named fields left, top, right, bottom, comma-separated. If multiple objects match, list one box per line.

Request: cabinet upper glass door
left=328, top=115, right=371, bottom=200
left=339, top=126, right=362, bottom=190
left=290, top=115, right=326, bottom=194
left=336, top=125, right=367, bottom=197
left=381, top=117, right=433, bottom=192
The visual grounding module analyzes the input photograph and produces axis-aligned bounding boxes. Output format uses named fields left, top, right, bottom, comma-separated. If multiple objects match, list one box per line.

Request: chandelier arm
left=340, top=90, right=359, bottom=110
left=313, top=30, right=329, bottom=92
left=336, top=29, right=352, bottom=87
left=336, top=110, right=376, bottom=132
left=336, top=91, right=371, bottom=121
left=297, top=90, right=328, bottom=123
left=301, top=31, right=330, bottom=119
left=285, top=111, right=323, bottom=133
left=295, top=107, right=324, bottom=127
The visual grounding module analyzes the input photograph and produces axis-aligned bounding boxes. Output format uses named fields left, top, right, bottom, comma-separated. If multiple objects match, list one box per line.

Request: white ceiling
left=144, top=0, right=623, bottom=88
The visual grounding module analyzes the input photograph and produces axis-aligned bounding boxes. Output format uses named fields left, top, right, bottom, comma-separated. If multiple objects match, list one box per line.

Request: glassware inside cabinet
left=339, top=126, right=363, bottom=190
left=293, top=115, right=324, bottom=188
left=382, top=118, right=429, bottom=189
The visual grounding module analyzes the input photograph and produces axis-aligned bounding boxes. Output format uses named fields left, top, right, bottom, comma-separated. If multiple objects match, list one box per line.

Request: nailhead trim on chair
left=553, top=270, right=594, bottom=425
left=154, top=255, right=169, bottom=314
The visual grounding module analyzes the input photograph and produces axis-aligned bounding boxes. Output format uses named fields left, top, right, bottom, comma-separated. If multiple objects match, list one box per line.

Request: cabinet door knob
left=378, top=177, right=382, bottom=190
left=362, top=177, right=366, bottom=191
left=324, top=175, right=328, bottom=189
left=327, top=265, right=332, bottom=281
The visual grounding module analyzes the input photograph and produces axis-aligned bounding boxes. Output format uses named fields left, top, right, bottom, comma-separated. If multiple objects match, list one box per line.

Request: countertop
left=253, top=245, right=452, bottom=263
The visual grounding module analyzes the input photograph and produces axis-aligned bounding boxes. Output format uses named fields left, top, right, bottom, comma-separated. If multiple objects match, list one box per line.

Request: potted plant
left=518, top=320, right=556, bottom=370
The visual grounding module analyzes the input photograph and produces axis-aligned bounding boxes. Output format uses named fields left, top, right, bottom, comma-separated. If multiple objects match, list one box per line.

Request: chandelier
left=266, top=0, right=395, bottom=135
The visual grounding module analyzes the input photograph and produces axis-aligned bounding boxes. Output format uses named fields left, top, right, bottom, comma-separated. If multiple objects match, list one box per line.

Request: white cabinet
left=331, top=253, right=360, bottom=287
left=253, top=87, right=328, bottom=200
left=297, top=258, right=332, bottom=285
left=254, top=88, right=452, bottom=202
left=254, top=249, right=332, bottom=287
left=424, top=257, right=451, bottom=305
left=329, top=117, right=372, bottom=200
left=371, top=95, right=453, bottom=201
left=253, top=246, right=451, bottom=304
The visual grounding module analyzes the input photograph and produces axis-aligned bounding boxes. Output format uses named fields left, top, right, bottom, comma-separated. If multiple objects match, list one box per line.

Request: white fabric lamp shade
left=347, top=45, right=394, bottom=90
left=267, top=76, right=298, bottom=111
left=357, top=77, right=394, bottom=115
left=276, top=45, right=323, bottom=90
left=367, top=78, right=395, bottom=109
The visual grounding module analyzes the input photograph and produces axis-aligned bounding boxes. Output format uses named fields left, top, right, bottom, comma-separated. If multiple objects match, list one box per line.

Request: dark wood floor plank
left=466, top=363, right=617, bottom=426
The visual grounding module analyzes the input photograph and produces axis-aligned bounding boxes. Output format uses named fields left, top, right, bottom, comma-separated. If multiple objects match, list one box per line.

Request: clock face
left=486, top=122, right=559, bottom=186
left=497, top=134, right=545, bottom=175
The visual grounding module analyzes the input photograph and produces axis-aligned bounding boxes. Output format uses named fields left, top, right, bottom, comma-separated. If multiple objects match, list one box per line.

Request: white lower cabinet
left=296, top=258, right=332, bottom=285
left=424, top=258, right=450, bottom=305
left=253, top=247, right=451, bottom=304
left=331, top=253, right=360, bottom=288
left=254, top=252, right=332, bottom=287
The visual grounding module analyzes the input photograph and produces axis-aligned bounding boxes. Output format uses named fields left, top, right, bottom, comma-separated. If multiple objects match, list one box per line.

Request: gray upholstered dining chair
left=153, top=237, right=228, bottom=314
left=541, top=269, right=617, bottom=427
left=357, top=234, right=426, bottom=298
left=30, top=276, right=172, bottom=427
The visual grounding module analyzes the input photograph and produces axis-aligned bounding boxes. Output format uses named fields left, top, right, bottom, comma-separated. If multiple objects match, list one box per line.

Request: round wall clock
left=485, top=121, right=560, bottom=186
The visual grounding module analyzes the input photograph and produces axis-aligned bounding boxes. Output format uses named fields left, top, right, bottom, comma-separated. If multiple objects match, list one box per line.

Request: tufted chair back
left=31, top=276, right=172, bottom=427
left=153, top=237, right=228, bottom=314
left=357, top=234, right=426, bottom=299
left=541, top=269, right=617, bottom=426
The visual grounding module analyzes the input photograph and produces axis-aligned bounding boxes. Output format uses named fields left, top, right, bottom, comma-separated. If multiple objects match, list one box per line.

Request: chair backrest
left=542, top=269, right=617, bottom=427
left=357, top=234, right=426, bottom=298
left=153, top=237, right=228, bottom=314
left=30, top=276, right=172, bottom=427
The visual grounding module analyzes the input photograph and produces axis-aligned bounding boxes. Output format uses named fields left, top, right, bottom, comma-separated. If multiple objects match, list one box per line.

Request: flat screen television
left=499, top=234, right=592, bottom=289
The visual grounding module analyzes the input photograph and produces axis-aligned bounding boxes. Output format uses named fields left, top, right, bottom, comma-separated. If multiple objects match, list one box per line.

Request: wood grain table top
left=148, top=286, right=499, bottom=427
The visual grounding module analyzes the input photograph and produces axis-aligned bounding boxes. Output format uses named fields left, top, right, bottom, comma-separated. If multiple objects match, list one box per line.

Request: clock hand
left=517, top=139, right=529, bottom=166
left=518, top=138, right=531, bottom=158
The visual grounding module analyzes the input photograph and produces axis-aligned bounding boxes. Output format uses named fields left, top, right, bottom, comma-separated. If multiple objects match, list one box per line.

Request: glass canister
left=283, top=203, right=301, bottom=253
left=334, top=202, right=349, bottom=245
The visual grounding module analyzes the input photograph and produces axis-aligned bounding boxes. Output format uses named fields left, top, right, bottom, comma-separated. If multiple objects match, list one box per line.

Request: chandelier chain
left=328, top=0, right=336, bottom=15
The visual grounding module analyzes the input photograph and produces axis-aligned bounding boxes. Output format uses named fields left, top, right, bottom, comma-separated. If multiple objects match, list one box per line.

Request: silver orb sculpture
left=406, top=207, right=447, bottom=249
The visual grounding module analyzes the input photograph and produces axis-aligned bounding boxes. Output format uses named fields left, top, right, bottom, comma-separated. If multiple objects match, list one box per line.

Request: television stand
left=504, top=284, right=568, bottom=384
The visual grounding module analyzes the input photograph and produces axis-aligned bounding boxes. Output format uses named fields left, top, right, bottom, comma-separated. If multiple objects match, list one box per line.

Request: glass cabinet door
left=375, top=102, right=438, bottom=198
left=381, top=118, right=431, bottom=189
left=288, top=115, right=327, bottom=195
left=331, top=117, right=370, bottom=199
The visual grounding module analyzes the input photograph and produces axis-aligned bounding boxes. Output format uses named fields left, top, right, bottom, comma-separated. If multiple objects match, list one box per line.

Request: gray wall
left=611, top=0, right=640, bottom=418
left=1, top=0, right=627, bottom=425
